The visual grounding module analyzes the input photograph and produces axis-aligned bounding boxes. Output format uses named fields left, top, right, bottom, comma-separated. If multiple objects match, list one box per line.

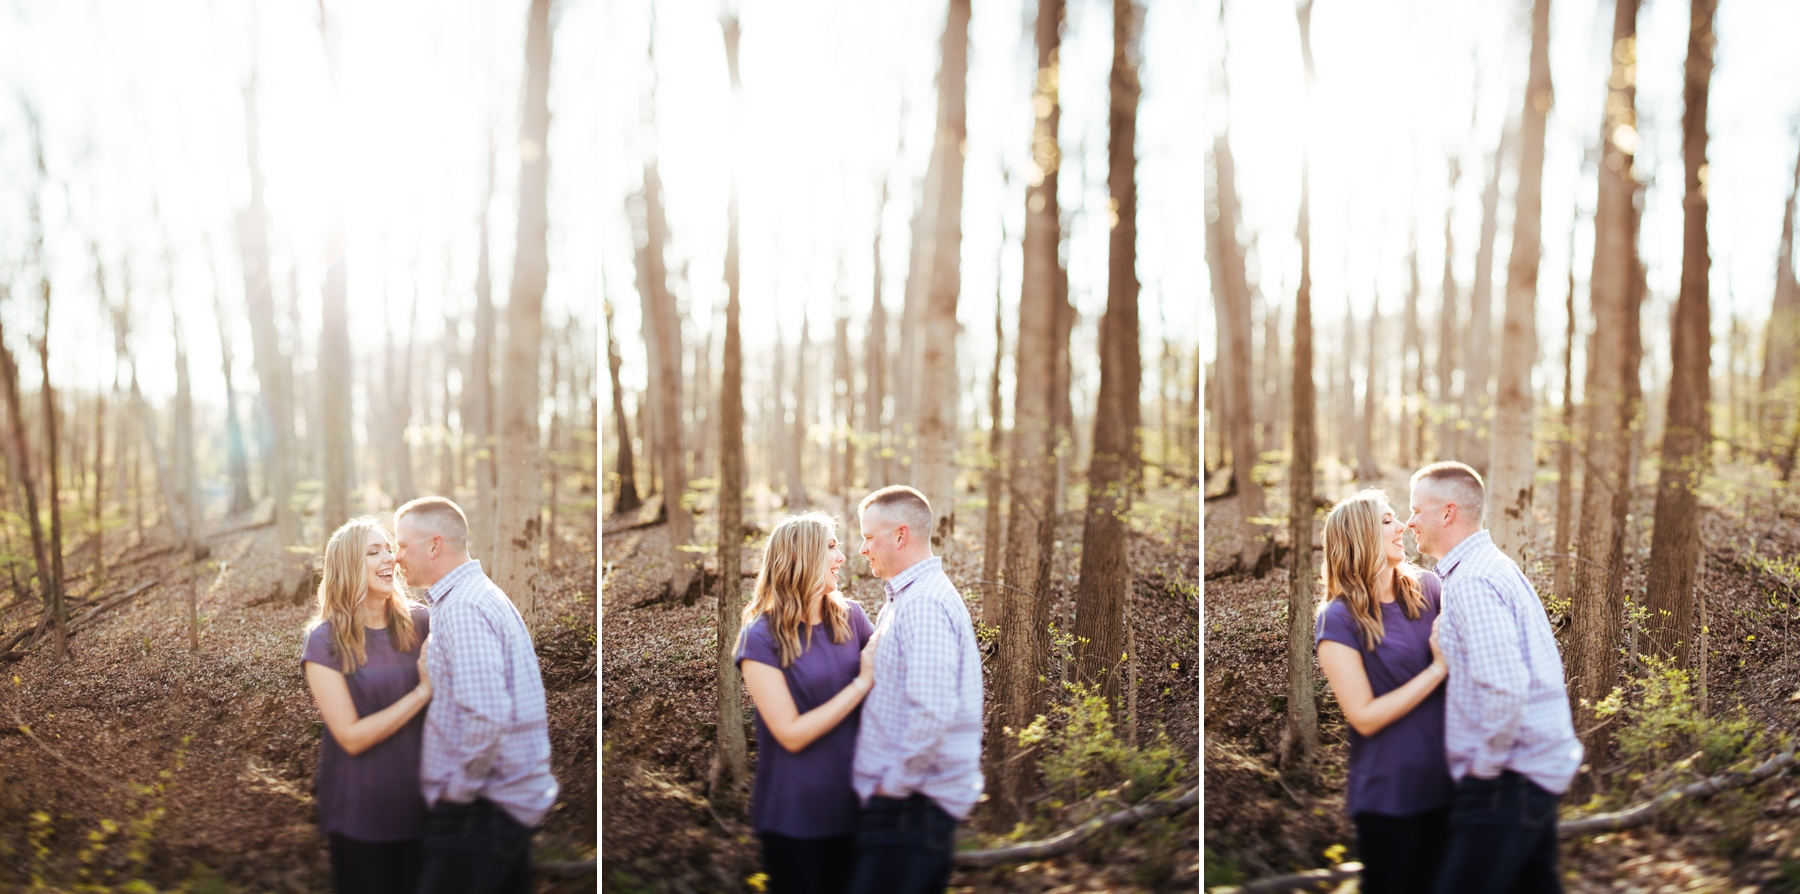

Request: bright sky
left=1206, top=0, right=1800, bottom=398
left=0, top=0, right=600, bottom=409
left=599, top=0, right=1203, bottom=424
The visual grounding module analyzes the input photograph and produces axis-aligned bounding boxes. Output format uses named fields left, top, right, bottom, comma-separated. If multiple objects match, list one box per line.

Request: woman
left=302, top=517, right=433, bottom=894
left=1314, top=490, right=1453, bottom=894
left=736, top=512, right=881, bottom=894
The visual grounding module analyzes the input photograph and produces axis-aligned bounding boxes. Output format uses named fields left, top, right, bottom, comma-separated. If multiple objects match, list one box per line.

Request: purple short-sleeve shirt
left=302, top=605, right=431, bottom=842
left=736, top=599, right=874, bottom=839
left=1314, top=572, right=1453, bottom=818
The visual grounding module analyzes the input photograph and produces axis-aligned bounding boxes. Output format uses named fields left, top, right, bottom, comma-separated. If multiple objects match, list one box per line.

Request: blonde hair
left=306, top=517, right=421, bottom=674
left=1318, top=490, right=1425, bottom=650
left=740, top=512, right=851, bottom=668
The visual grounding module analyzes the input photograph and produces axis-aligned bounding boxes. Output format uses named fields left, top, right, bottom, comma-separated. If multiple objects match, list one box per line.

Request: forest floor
left=0, top=494, right=597, bottom=893
left=599, top=481, right=1201, bottom=893
left=1203, top=456, right=1800, bottom=892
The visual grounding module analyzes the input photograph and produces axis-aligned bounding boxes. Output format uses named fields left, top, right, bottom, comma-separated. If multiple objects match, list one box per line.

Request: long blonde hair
left=307, top=517, right=420, bottom=674
left=1318, top=490, right=1425, bottom=650
left=739, top=512, right=851, bottom=668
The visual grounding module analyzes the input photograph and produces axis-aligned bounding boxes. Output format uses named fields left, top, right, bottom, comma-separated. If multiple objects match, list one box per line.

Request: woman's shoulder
left=409, top=602, right=430, bottom=631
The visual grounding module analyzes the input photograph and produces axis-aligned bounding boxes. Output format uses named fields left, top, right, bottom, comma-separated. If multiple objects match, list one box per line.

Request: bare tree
left=1553, top=223, right=1580, bottom=603
left=1489, top=0, right=1552, bottom=565
left=1645, top=0, right=1716, bottom=667
left=492, top=0, right=553, bottom=618
left=214, top=284, right=254, bottom=516
left=865, top=179, right=893, bottom=490
left=1358, top=300, right=1379, bottom=482
left=1284, top=0, right=1320, bottom=771
left=467, top=136, right=500, bottom=559
left=1403, top=234, right=1424, bottom=468
left=605, top=300, right=642, bottom=514
left=1463, top=124, right=1512, bottom=472
left=0, top=290, right=57, bottom=659
left=1763, top=143, right=1800, bottom=469
left=1436, top=158, right=1462, bottom=462
left=1072, top=0, right=1143, bottom=708
left=788, top=315, right=810, bottom=509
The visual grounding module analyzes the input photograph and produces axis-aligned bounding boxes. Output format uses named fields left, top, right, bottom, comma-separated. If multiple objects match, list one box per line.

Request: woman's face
left=1378, top=502, right=1406, bottom=568
left=364, top=529, right=398, bottom=599
left=822, top=534, right=846, bottom=594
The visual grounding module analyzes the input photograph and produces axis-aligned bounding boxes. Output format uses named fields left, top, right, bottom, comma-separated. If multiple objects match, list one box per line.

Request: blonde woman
left=736, top=512, right=881, bottom=894
left=302, top=517, right=433, bottom=894
left=1313, top=490, right=1451, bottom=894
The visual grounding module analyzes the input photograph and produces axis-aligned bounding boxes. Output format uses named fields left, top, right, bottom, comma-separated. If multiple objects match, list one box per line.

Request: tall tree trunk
left=1763, top=143, right=1800, bottom=464
left=988, top=0, right=1064, bottom=831
left=788, top=317, right=810, bottom=509
left=215, top=294, right=255, bottom=515
left=637, top=158, right=697, bottom=602
left=389, top=288, right=420, bottom=504
left=1051, top=274, right=1075, bottom=517
left=1571, top=0, right=1642, bottom=766
left=22, top=115, right=68, bottom=661
left=1073, top=0, right=1142, bottom=708
left=1285, top=0, right=1320, bottom=772
left=1359, top=302, right=1379, bottom=481
left=915, top=0, right=972, bottom=546
left=1489, top=0, right=1552, bottom=565
left=468, top=138, right=500, bottom=560
left=1464, top=125, right=1511, bottom=473
left=320, top=221, right=353, bottom=531
left=492, top=0, right=552, bottom=620
left=1436, top=159, right=1462, bottom=461
left=832, top=305, right=850, bottom=495
left=1403, top=235, right=1421, bottom=468
left=170, top=306, right=203, bottom=555
left=865, top=185, right=893, bottom=490
left=0, top=307, right=56, bottom=657
left=1554, top=224, right=1580, bottom=603
left=1264, top=302, right=1285, bottom=457
left=605, top=300, right=641, bottom=514
left=711, top=12, right=750, bottom=812
left=1208, top=129, right=1266, bottom=569
left=982, top=244, right=1007, bottom=627
left=1645, top=0, right=1715, bottom=668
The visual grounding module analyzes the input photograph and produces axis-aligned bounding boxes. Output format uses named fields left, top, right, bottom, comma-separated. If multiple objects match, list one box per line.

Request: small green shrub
left=1017, top=682, right=1187, bottom=810
left=1594, top=656, right=1766, bottom=787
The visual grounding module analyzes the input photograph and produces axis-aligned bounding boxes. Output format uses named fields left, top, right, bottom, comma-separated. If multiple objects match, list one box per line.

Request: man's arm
left=436, top=601, right=514, bottom=802
left=1449, top=578, right=1531, bottom=778
left=881, top=600, right=962, bottom=794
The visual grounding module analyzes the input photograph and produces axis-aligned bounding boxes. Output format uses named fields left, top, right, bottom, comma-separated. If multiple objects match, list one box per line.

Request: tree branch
left=954, top=785, right=1197, bottom=869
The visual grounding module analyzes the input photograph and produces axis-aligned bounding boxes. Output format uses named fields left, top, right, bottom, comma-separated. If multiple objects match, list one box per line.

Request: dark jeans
left=847, top=794, right=958, bottom=894
left=1434, top=771, right=1562, bottom=894
left=327, top=834, right=424, bottom=894
left=759, top=832, right=857, bottom=894
left=1352, top=807, right=1450, bottom=894
left=417, top=798, right=533, bottom=894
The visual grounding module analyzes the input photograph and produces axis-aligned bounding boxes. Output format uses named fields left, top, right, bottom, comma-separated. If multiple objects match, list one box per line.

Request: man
left=1406, top=462, right=1583, bottom=894
left=850, top=485, right=984, bottom=894
left=394, top=497, right=558, bottom=894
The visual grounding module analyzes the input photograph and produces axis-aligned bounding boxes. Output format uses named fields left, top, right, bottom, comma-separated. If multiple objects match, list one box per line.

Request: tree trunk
left=1052, top=274, right=1075, bottom=518
left=788, top=317, right=810, bottom=510
left=1403, top=235, right=1421, bottom=468
left=1285, top=0, right=1320, bottom=772
left=214, top=294, right=255, bottom=515
left=1359, top=302, right=1379, bottom=482
left=467, top=137, right=500, bottom=561
left=832, top=307, right=851, bottom=495
left=988, top=0, right=1064, bottom=831
left=389, top=289, right=420, bottom=505
left=866, top=181, right=893, bottom=490
left=1489, top=0, right=1551, bottom=565
left=1264, top=302, right=1285, bottom=458
left=1645, top=0, right=1715, bottom=668
left=637, top=158, right=697, bottom=602
left=1554, top=224, right=1580, bottom=603
left=1571, top=0, right=1642, bottom=766
left=491, top=0, right=552, bottom=620
left=915, top=0, right=972, bottom=547
left=1762, top=142, right=1800, bottom=460
left=1436, top=159, right=1462, bottom=462
left=171, top=307, right=203, bottom=556
left=319, top=219, right=353, bottom=533
left=0, top=293, right=57, bottom=659
left=982, top=248, right=1007, bottom=627
left=22, top=118, right=69, bottom=662
left=1207, top=112, right=1267, bottom=571
left=1072, top=0, right=1142, bottom=709
left=1464, top=124, right=1511, bottom=473
left=605, top=300, right=641, bottom=514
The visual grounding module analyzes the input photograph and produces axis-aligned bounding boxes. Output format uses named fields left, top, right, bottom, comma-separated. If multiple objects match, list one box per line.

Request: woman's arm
left=1317, top=637, right=1446, bottom=738
left=741, top=631, right=881, bottom=754
left=305, top=659, right=432, bottom=757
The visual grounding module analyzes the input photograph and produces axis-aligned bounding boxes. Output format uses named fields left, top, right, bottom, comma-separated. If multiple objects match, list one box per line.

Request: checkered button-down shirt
left=419, top=560, right=559, bottom=827
left=1436, top=531, right=1583, bottom=794
left=852, top=557, right=986, bottom=819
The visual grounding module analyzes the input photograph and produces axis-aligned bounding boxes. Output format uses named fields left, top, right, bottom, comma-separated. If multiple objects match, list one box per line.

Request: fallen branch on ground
left=0, top=578, right=163, bottom=663
left=954, top=785, right=1198, bottom=869
left=1208, top=863, right=1361, bottom=894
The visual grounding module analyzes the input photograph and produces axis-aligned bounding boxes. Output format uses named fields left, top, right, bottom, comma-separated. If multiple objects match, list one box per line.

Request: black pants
left=327, top=834, right=424, bottom=894
left=417, top=798, right=534, bottom=894
left=759, top=832, right=857, bottom=894
left=1352, top=807, right=1450, bottom=894
left=1434, top=771, right=1562, bottom=894
left=848, top=794, right=958, bottom=894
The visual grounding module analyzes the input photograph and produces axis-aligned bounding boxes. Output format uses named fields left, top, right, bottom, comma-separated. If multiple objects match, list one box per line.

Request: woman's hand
left=1429, top=616, right=1446, bottom=672
left=857, top=629, right=882, bottom=687
left=416, top=636, right=433, bottom=701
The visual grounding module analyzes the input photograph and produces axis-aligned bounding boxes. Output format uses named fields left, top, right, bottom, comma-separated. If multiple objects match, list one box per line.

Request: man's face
left=393, top=516, right=438, bottom=585
left=859, top=508, right=902, bottom=581
left=1406, top=481, right=1447, bottom=559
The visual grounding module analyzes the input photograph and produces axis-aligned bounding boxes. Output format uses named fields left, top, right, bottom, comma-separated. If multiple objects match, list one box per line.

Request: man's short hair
left=1410, top=461, right=1486, bottom=522
left=858, top=485, right=933, bottom=541
left=395, top=496, right=470, bottom=551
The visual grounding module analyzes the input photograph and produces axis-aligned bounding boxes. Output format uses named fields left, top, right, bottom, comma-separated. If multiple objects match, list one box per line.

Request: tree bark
left=213, top=293, right=255, bottom=515
left=1284, top=0, right=1320, bottom=772
left=491, top=0, right=552, bottom=620
left=1463, top=124, right=1511, bottom=473
left=0, top=296, right=57, bottom=660
left=982, top=248, right=1007, bottom=627
left=1488, top=0, right=1552, bottom=565
left=1436, top=159, right=1462, bottom=462
left=1571, top=0, right=1642, bottom=765
left=319, top=220, right=353, bottom=533
left=605, top=300, right=641, bottom=515
left=866, top=181, right=893, bottom=490
left=1762, top=142, right=1800, bottom=463
left=388, top=288, right=420, bottom=504
left=1358, top=302, right=1379, bottom=482
left=1645, top=0, right=1715, bottom=668
left=636, top=158, right=697, bottom=601
left=467, top=137, right=500, bottom=561
left=914, top=0, right=972, bottom=547
left=1554, top=224, right=1580, bottom=604
left=170, top=305, right=203, bottom=556
left=788, top=316, right=810, bottom=510
left=987, top=0, right=1065, bottom=831
left=1072, top=0, right=1142, bottom=709
left=1404, top=235, right=1423, bottom=468
left=1207, top=112, right=1267, bottom=571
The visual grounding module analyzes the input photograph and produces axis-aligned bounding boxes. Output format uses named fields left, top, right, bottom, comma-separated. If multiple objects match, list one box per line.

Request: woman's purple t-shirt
left=1314, top=572, right=1453, bottom=818
left=301, top=605, right=431, bottom=842
left=736, top=599, right=874, bottom=839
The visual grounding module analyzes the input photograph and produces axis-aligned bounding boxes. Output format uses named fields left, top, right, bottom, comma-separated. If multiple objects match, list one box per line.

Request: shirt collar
left=1433, top=530, right=1491, bottom=581
left=426, top=559, right=483, bottom=605
left=882, top=556, right=942, bottom=602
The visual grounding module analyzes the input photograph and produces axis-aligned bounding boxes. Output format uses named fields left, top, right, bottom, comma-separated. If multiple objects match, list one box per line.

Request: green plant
left=1594, top=657, right=1769, bottom=790
left=1017, top=682, right=1186, bottom=810
left=1202, top=845, right=1241, bottom=888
